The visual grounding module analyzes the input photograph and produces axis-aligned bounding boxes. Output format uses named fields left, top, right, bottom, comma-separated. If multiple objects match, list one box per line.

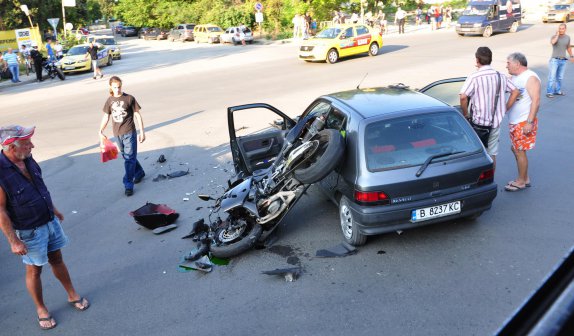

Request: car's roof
left=323, top=86, right=451, bottom=119
left=324, top=23, right=371, bottom=29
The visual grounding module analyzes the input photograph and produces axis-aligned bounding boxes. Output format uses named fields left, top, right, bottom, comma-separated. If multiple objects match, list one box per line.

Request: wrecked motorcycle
left=188, top=110, right=345, bottom=259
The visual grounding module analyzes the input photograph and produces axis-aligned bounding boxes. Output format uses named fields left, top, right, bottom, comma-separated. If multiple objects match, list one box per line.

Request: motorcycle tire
left=55, top=68, right=65, bottom=80
left=210, top=217, right=263, bottom=259
left=293, top=129, right=345, bottom=184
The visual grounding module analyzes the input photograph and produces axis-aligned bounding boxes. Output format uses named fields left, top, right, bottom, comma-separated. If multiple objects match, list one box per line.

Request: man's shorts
left=15, top=217, right=69, bottom=266
left=510, top=119, right=538, bottom=151
left=92, top=60, right=98, bottom=70
left=486, top=126, right=500, bottom=156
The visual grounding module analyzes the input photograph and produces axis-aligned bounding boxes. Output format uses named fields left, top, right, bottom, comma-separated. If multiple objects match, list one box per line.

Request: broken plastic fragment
left=262, top=267, right=302, bottom=282
left=153, top=174, right=168, bottom=182
left=167, top=170, right=189, bottom=178
left=315, top=242, right=358, bottom=258
left=152, top=223, right=178, bottom=235
left=72, top=210, right=78, bottom=214
left=157, top=154, right=166, bottom=163
left=183, top=198, right=189, bottom=201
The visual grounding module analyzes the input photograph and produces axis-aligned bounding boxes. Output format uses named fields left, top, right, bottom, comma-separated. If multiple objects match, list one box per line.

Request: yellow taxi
left=193, top=24, right=224, bottom=43
left=299, top=24, right=383, bottom=64
left=58, top=43, right=113, bottom=74
left=88, top=35, right=121, bottom=60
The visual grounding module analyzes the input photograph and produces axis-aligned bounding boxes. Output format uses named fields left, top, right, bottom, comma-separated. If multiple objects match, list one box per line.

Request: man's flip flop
left=505, top=182, right=527, bottom=192
left=68, top=297, right=90, bottom=311
left=38, top=316, right=56, bottom=330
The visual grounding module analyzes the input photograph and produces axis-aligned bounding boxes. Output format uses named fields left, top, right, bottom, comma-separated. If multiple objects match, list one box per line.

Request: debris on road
left=129, top=203, right=179, bottom=230
left=152, top=223, right=178, bottom=235
left=157, top=154, right=166, bottom=163
left=315, top=242, right=357, bottom=258
left=262, top=267, right=302, bottom=282
left=179, top=255, right=213, bottom=273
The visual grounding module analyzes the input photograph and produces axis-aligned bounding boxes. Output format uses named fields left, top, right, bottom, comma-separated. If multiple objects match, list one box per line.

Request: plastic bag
left=100, top=139, right=119, bottom=163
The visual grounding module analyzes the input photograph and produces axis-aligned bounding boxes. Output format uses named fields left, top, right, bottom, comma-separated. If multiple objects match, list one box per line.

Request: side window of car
left=326, top=108, right=347, bottom=132
left=344, top=27, right=355, bottom=38
left=301, top=101, right=332, bottom=121
left=356, top=26, right=369, bottom=35
left=178, top=25, right=183, bottom=30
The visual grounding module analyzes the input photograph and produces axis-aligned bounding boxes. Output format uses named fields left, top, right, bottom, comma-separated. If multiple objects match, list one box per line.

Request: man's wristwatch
left=527, top=119, right=533, bottom=124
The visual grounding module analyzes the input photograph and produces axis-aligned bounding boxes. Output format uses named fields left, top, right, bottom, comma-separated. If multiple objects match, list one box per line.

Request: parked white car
left=221, top=26, right=254, bottom=45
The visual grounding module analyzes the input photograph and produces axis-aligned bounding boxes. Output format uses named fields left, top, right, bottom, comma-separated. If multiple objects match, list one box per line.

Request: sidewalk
left=0, top=71, right=38, bottom=91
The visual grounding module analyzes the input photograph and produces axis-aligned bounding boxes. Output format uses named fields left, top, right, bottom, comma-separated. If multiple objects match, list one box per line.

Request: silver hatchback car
left=226, top=78, right=497, bottom=246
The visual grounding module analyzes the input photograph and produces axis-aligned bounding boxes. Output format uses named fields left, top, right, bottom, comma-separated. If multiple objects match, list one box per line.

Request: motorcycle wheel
left=56, top=68, right=65, bottom=80
left=293, top=129, right=345, bottom=184
left=210, top=216, right=263, bottom=259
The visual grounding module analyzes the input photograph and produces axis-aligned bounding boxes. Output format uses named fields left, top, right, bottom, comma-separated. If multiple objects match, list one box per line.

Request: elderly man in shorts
left=505, top=52, right=541, bottom=191
left=460, top=46, right=519, bottom=170
left=0, top=125, right=89, bottom=330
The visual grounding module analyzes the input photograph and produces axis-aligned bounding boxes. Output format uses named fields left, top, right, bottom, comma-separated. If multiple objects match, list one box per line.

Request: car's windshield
left=67, top=46, right=88, bottom=55
left=96, top=39, right=115, bottom=45
left=553, top=5, right=569, bottom=10
left=463, top=5, right=489, bottom=16
left=185, top=25, right=195, bottom=29
left=364, top=112, right=482, bottom=172
left=316, top=28, right=342, bottom=39
left=208, top=27, right=222, bottom=32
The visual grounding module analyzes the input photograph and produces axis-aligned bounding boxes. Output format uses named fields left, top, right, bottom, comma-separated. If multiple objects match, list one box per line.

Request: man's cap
left=0, top=125, right=35, bottom=146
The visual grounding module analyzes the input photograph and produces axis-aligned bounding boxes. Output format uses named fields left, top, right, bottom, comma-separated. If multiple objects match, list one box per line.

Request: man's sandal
left=68, top=297, right=90, bottom=311
left=38, top=316, right=56, bottom=330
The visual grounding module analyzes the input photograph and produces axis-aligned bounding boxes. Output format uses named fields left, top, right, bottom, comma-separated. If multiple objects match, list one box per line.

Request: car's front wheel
left=509, top=21, right=519, bottom=33
left=339, top=196, right=367, bottom=246
left=368, top=42, right=379, bottom=56
left=107, top=56, right=113, bottom=66
left=327, top=48, right=339, bottom=64
left=482, top=25, right=493, bottom=38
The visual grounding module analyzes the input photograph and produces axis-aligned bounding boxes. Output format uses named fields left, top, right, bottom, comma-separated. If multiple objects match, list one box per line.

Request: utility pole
left=62, top=0, right=67, bottom=37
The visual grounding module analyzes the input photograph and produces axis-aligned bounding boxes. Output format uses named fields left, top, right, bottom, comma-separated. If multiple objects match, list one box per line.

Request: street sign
left=63, top=0, right=76, bottom=6
left=255, top=2, right=263, bottom=11
left=48, top=18, right=60, bottom=28
left=48, top=18, right=59, bottom=39
left=255, top=12, right=264, bottom=23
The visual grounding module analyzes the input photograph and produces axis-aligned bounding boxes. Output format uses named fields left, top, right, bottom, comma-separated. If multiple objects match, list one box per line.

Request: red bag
left=100, top=139, right=119, bottom=163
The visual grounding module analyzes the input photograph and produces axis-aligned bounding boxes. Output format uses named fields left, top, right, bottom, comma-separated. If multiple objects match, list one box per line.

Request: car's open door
left=228, top=103, right=296, bottom=176
left=418, top=77, right=467, bottom=112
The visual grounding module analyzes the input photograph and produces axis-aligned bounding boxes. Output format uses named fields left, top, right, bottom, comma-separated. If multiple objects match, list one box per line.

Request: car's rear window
left=208, top=27, right=222, bottom=32
left=186, top=25, right=195, bottom=29
left=364, top=112, right=482, bottom=171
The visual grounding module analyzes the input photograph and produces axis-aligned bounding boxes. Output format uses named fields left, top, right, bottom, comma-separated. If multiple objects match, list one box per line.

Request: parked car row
left=112, top=22, right=255, bottom=45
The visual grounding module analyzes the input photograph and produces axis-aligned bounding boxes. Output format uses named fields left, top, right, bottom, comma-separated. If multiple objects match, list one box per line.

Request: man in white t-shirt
left=505, top=52, right=541, bottom=192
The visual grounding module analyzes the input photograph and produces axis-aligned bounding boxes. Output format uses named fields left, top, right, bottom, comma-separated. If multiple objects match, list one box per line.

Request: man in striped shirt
left=460, top=46, right=519, bottom=168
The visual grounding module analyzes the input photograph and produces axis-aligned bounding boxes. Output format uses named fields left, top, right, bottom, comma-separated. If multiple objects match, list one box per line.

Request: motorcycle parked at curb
left=42, top=58, right=65, bottom=81
left=186, top=107, right=345, bottom=259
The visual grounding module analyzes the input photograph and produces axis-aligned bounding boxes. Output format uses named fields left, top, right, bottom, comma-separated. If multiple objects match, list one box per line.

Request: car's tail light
left=477, top=168, right=494, bottom=185
left=354, top=190, right=390, bottom=205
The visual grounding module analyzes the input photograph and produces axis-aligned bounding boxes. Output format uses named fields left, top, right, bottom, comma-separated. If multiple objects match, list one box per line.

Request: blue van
left=456, top=0, right=521, bottom=37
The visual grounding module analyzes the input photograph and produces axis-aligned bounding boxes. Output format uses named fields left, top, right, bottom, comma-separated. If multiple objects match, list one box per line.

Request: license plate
left=460, top=28, right=471, bottom=32
left=411, top=201, right=461, bottom=222
left=65, top=66, right=74, bottom=70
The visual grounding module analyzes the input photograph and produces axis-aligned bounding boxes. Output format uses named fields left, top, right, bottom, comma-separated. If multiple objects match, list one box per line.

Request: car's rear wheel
left=482, top=25, right=493, bottom=38
left=339, top=196, right=367, bottom=246
left=368, top=42, right=379, bottom=56
left=327, top=48, right=339, bottom=64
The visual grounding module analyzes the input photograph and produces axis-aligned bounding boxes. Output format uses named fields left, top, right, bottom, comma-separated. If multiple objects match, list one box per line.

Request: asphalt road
left=1, top=24, right=573, bottom=335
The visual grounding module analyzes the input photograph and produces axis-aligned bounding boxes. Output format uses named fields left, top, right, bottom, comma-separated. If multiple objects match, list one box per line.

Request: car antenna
left=356, top=73, right=368, bottom=90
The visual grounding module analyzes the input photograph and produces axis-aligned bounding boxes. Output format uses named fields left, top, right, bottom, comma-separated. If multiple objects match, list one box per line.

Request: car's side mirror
left=340, top=34, right=346, bottom=39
